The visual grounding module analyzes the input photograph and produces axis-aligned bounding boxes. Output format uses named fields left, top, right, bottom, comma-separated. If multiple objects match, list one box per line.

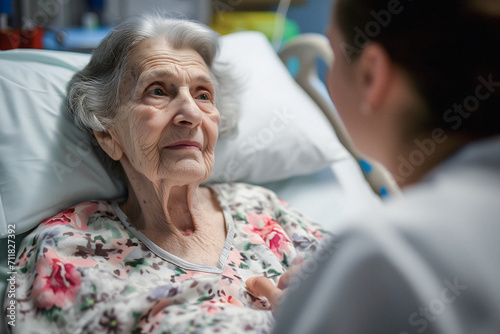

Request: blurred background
left=0, top=0, right=331, bottom=50
left=0, top=0, right=331, bottom=79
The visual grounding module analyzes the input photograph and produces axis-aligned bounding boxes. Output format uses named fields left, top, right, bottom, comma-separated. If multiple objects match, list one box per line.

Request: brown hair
left=334, top=0, right=500, bottom=137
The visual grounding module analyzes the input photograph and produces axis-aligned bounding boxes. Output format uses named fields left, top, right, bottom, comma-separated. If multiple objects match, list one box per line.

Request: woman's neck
left=119, top=167, right=226, bottom=265
left=385, top=133, right=470, bottom=188
left=122, top=178, right=201, bottom=234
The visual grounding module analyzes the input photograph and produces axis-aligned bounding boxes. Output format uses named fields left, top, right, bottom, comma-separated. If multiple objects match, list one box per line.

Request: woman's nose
left=172, top=88, right=203, bottom=128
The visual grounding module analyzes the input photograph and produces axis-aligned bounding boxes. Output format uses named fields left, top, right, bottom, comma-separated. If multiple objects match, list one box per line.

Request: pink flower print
left=201, top=301, right=222, bottom=315
left=226, top=295, right=244, bottom=307
left=17, top=248, right=29, bottom=268
left=217, top=277, right=244, bottom=302
left=242, top=214, right=266, bottom=245
left=243, top=213, right=292, bottom=261
left=31, top=254, right=82, bottom=309
left=41, top=202, right=100, bottom=231
left=227, top=248, right=245, bottom=268
left=268, top=232, right=291, bottom=260
left=46, top=248, right=97, bottom=268
left=176, top=270, right=209, bottom=282
left=108, top=239, right=137, bottom=267
left=307, top=227, right=324, bottom=241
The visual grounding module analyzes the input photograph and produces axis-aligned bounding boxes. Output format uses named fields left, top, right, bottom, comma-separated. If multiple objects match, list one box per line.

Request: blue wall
left=285, top=0, right=333, bottom=81
left=287, top=0, right=332, bottom=35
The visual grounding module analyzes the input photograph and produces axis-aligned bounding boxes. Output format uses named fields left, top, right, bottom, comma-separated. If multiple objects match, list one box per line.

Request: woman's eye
left=149, top=88, right=164, bottom=96
left=196, top=92, right=212, bottom=101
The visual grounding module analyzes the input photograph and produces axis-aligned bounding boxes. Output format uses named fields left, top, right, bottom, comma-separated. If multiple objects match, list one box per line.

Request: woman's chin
left=163, top=163, right=211, bottom=185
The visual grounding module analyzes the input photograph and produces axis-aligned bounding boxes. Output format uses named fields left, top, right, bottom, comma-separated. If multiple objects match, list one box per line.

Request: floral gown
left=6, top=183, right=326, bottom=333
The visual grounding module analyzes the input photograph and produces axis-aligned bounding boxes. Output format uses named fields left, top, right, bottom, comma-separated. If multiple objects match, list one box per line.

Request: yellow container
left=211, top=11, right=300, bottom=43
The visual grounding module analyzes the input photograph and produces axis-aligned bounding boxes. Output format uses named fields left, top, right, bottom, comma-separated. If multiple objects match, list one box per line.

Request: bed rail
left=279, top=33, right=401, bottom=199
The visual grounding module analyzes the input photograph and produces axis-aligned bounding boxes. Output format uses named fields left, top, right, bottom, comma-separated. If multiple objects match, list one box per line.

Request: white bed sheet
left=263, top=155, right=381, bottom=232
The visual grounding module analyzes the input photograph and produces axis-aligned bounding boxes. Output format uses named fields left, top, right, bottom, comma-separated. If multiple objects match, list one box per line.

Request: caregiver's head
left=68, top=13, right=236, bottom=185
left=327, top=0, right=500, bottom=185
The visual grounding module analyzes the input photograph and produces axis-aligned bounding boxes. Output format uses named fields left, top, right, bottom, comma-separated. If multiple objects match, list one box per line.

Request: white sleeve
left=272, top=227, right=443, bottom=334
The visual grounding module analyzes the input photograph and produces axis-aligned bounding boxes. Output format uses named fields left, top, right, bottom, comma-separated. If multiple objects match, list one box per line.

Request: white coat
left=274, top=136, right=500, bottom=334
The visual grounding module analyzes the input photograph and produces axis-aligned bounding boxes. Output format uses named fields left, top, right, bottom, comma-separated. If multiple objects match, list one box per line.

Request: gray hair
left=67, top=13, right=239, bottom=175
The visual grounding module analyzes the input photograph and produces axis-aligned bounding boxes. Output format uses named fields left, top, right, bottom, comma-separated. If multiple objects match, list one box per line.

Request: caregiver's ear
left=93, top=129, right=123, bottom=161
left=356, top=42, right=395, bottom=112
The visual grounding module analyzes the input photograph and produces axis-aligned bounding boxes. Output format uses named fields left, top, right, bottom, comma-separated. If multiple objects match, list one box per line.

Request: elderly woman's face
left=110, top=39, right=220, bottom=184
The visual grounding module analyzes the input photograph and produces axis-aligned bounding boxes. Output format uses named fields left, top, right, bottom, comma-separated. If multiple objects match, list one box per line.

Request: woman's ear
left=93, top=129, right=123, bottom=161
left=356, top=42, right=394, bottom=113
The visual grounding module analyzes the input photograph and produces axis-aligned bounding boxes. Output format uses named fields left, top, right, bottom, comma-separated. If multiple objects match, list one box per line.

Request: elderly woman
left=9, top=14, right=325, bottom=333
left=248, top=0, right=500, bottom=333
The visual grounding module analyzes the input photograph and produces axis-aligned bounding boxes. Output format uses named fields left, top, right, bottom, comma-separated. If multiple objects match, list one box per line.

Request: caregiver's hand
left=246, top=263, right=304, bottom=311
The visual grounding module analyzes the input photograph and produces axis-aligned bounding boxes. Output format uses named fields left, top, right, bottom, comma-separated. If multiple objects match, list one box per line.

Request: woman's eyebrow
left=136, top=69, right=174, bottom=88
left=193, top=74, right=215, bottom=87
left=136, top=70, right=215, bottom=89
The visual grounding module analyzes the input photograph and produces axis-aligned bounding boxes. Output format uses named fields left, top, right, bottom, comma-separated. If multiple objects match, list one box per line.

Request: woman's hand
left=246, top=263, right=305, bottom=311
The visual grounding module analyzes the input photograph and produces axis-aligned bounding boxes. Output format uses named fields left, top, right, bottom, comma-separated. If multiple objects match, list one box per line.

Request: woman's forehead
left=127, top=39, right=209, bottom=79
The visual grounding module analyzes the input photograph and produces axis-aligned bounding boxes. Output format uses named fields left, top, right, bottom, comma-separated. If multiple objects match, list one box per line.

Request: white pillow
left=0, top=50, right=126, bottom=238
left=209, top=32, right=346, bottom=183
left=0, top=31, right=346, bottom=238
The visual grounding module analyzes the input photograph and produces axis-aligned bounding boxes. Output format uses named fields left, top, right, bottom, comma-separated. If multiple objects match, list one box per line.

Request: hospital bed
left=0, top=30, right=398, bottom=330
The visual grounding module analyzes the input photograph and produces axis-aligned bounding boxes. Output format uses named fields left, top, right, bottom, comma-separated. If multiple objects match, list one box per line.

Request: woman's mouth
left=165, top=141, right=202, bottom=151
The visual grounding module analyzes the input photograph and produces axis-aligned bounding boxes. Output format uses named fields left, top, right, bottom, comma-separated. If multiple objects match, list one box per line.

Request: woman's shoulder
left=39, top=200, right=119, bottom=231
left=15, top=200, right=125, bottom=272
left=25, top=200, right=121, bottom=241
left=16, top=200, right=131, bottom=269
